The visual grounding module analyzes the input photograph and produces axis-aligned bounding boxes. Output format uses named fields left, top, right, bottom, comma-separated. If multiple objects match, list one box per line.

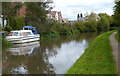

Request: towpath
left=109, top=32, right=120, bottom=74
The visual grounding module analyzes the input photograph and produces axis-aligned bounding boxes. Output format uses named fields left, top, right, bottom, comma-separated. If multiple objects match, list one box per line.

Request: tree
left=2, top=2, right=22, bottom=26
left=87, top=12, right=98, bottom=31
left=25, top=1, right=53, bottom=27
left=98, top=13, right=111, bottom=31
left=87, top=12, right=99, bottom=22
left=113, top=1, right=120, bottom=25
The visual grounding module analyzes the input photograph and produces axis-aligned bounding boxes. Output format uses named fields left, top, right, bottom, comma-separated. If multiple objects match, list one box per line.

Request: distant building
left=77, top=13, right=86, bottom=21
left=62, top=18, right=69, bottom=23
left=47, top=11, right=62, bottom=23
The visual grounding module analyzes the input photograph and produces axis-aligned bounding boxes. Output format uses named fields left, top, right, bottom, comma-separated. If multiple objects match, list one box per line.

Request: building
left=47, top=11, right=62, bottom=23
left=77, top=13, right=86, bottom=21
left=62, top=18, right=69, bottom=23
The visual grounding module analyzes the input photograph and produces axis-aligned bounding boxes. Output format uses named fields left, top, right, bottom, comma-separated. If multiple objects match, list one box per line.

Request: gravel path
left=109, top=32, right=119, bottom=74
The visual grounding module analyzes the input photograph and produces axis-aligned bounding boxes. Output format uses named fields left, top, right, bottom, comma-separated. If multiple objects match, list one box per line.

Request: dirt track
left=109, top=32, right=120, bottom=74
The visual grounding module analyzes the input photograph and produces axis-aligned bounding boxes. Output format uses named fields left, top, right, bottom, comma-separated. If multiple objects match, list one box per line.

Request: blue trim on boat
left=23, top=37, right=39, bottom=40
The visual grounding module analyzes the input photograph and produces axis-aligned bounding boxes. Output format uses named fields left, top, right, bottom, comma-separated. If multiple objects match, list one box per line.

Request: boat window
left=24, top=28, right=28, bottom=30
left=19, top=33, right=23, bottom=36
left=27, top=32, right=32, bottom=35
left=13, top=32, right=18, bottom=36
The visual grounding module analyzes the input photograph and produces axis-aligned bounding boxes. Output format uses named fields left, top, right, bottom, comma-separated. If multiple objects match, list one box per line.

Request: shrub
left=4, top=26, right=12, bottom=32
left=2, top=37, right=12, bottom=48
left=9, top=16, right=25, bottom=30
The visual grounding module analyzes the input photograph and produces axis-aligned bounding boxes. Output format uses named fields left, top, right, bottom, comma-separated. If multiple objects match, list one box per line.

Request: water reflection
left=3, top=33, right=97, bottom=74
left=7, top=41, right=40, bottom=56
left=46, top=40, right=88, bottom=74
left=11, top=64, right=28, bottom=74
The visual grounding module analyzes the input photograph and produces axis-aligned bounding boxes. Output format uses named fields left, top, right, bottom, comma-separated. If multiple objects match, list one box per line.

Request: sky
left=52, top=0, right=115, bottom=20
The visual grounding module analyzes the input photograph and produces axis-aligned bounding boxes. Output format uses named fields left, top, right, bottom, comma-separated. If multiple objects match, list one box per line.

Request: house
left=62, top=18, right=69, bottom=23
left=47, top=11, right=62, bottom=23
left=77, top=13, right=86, bottom=21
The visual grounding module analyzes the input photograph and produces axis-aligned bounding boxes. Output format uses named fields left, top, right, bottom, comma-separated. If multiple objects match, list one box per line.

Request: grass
left=66, top=30, right=117, bottom=74
left=115, top=32, right=120, bottom=42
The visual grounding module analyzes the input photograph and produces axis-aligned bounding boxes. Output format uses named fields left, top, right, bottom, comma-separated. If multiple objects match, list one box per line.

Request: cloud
left=52, top=0, right=115, bottom=20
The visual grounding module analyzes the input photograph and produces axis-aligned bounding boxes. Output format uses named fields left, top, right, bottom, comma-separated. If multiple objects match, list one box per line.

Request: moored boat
left=6, top=30, right=40, bottom=43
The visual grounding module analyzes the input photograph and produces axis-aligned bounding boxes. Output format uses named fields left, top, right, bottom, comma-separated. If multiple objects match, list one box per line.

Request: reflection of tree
left=75, top=32, right=97, bottom=43
left=3, top=32, right=98, bottom=74
left=2, top=46, right=55, bottom=74
left=40, top=32, right=97, bottom=61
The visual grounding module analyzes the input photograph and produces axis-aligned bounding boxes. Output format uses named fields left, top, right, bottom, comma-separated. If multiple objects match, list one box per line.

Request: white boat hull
left=6, top=35, right=40, bottom=43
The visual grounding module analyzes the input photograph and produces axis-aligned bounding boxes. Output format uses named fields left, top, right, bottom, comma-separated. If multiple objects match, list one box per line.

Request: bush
left=9, top=16, right=25, bottom=30
left=4, top=26, right=12, bottom=32
left=2, top=37, right=12, bottom=48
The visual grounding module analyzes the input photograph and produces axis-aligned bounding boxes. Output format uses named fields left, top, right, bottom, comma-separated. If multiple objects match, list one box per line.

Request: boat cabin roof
left=11, top=30, right=32, bottom=33
left=22, top=26, right=36, bottom=29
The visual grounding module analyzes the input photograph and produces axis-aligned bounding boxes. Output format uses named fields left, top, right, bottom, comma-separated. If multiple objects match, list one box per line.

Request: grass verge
left=66, top=31, right=117, bottom=74
left=115, top=32, right=120, bottom=42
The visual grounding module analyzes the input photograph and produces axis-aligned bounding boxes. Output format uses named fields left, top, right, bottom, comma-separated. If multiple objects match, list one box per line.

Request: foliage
left=2, top=2, right=22, bottom=17
left=97, top=13, right=112, bottom=31
left=25, top=1, right=53, bottom=27
left=9, top=16, right=25, bottom=30
left=74, top=21, right=97, bottom=32
left=87, top=12, right=98, bottom=22
left=2, top=1, right=53, bottom=29
left=115, top=32, right=120, bottom=41
left=4, top=26, right=12, bottom=32
left=2, top=2, right=22, bottom=25
left=66, top=30, right=117, bottom=74
left=2, top=37, right=12, bottom=48
left=114, top=1, right=120, bottom=25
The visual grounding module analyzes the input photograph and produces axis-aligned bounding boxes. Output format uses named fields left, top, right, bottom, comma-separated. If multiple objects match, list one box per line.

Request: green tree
left=114, top=1, right=120, bottom=25
left=9, top=16, right=25, bottom=30
left=87, top=12, right=99, bottom=22
left=87, top=12, right=98, bottom=31
left=98, top=13, right=111, bottom=31
left=2, top=2, right=22, bottom=26
left=25, top=1, right=53, bottom=28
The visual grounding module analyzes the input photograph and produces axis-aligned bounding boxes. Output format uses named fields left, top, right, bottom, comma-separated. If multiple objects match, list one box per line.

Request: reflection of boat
left=7, top=41, right=40, bottom=55
left=6, top=26, right=40, bottom=43
left=11, top=64, right=28, bottom=74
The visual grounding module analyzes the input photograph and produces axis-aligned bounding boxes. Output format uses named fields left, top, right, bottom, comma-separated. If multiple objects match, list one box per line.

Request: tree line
left=2, top=1, right=120, bottom=36
left=2, top=1, right=53, bottom=31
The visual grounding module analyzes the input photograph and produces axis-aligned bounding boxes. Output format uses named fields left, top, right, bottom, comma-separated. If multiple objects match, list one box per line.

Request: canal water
left=2, top=33, right=97, bottom=74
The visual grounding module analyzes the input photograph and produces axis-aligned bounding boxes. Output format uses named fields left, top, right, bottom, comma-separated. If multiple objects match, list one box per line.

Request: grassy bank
left=66, top=30, right=117, bottom=74
left=115, top=32, right=120, bottom=42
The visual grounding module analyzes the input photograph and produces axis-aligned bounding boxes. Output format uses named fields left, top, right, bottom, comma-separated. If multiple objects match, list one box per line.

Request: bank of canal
left=66, top=30, right=117, bottom=74
left=2, top=33, right=97, bottom=74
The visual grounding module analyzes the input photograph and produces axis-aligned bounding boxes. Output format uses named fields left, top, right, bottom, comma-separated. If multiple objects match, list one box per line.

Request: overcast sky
left=52, top=0, right=115, bottom=20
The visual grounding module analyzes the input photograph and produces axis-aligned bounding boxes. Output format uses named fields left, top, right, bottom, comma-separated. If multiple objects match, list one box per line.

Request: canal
left=2, top=33, right=97, bottom=74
